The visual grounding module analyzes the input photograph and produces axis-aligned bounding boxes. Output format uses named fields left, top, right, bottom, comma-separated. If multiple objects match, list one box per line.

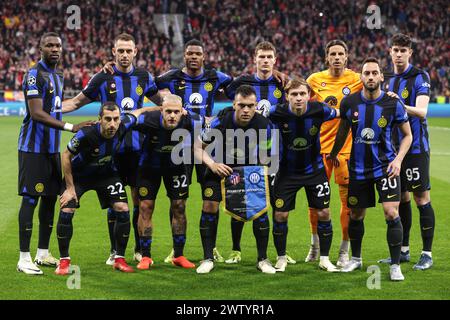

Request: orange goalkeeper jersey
left=307, top=68, right=363, bottom=154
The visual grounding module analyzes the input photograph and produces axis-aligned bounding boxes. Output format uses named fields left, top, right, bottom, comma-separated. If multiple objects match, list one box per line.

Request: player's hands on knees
left=73, top=120, right=97, bottom=132
left=326, top=154, right=340, bottom=167
left=60, top=188, right=77, bottom=208
left=210, top=162, right=233, bottom=178
left=102, top=61, right=115, bottom=74
left=387, top=158, right=402, bottom=179
left=386, top=91, right=400, bottom=100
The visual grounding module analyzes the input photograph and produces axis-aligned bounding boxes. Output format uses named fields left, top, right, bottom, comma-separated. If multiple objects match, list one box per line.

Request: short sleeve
left=23, top=69, right=45, bottom=99
left=144, top=72, right=159, bottom=98
left=394, top=101, right=409, bottom=124
left=134, top=111, right=160, bottom=132
left=121, top=113, right=137, bottom=130
left=67, top=130, right=87, bottom=155
left=340, top=97, right=350, bottom=120
left=224, top=77, right=243, bottom=99
left=82, top=73, right=105, bottom=100
left=155, top=69, right=175, bottom=90
left=414, top=72, right=431, bottom=97
left=217, top=71, right=233, bottom=89
left=322, top=104, right=337, bottom=121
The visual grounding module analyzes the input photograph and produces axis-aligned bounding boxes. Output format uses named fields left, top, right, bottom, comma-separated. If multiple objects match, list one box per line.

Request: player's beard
left=363, top=81, right=380, bottom=93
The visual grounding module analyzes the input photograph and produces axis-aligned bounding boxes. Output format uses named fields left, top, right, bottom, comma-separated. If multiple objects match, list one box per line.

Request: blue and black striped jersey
left=156, top=68, right=232, bottom=117
left=201, top=109, right=276, bottom=168
left=384, top=64, right=431, bottom=154
left=134, top=111, right=203, bottom=169
left=19, top=60, right=64, bottom=154
left=67, top=114, right=137, bottom=178
left=82, top=65, right=158, bottom=153
left=340, top=91, right=409, bottom=181
left=269, top=102, right=337, bottom=175
left=226, top=74, right=285, bottom=117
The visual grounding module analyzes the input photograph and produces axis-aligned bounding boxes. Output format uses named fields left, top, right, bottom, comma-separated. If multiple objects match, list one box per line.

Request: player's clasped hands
left=60, top=188, right=77, bottom=208
left=210, top=162, right=233, bottom=178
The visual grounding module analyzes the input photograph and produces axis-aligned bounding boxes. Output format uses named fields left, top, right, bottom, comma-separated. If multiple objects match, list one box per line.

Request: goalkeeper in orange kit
left=306, top=40, right=363, bottom=267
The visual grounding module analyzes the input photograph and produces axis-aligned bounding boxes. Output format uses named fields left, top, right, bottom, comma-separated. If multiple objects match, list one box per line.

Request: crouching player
left=55, top=102, right=152, bottom=275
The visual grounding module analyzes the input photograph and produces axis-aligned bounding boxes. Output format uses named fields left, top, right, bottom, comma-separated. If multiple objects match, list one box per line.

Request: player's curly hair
left=391, top=33, right=412, bottom=48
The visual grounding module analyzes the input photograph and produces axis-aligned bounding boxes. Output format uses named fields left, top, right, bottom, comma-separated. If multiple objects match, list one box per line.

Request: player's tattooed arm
left=327, top=119, right=351, bottom=167
left=387, top=121, right=412, bottom=179
left=60, top=149, right=77, bottom=208
left=62, top=92, right=92, bottom=113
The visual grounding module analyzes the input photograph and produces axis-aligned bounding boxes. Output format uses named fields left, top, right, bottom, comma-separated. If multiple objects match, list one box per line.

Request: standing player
left=55, top=103, right=153, bottom=275
left=378, top=34, right=435, bottom=270
left=17, top=33, right=92, bottom=275
left=194, top=85, right=277, bottom=274
left=306, top=40, right=363, bottom=266
left=268, top=78, right=339, bottom=272
left=133, top=95, right=201, bottom=270
left=62, top=33, right=162, bottom=264
left=223, top=41, right=292, bottom=265
left=155, top=39, right=233, bottom=264
left=329, top=58, right=412, bottom=281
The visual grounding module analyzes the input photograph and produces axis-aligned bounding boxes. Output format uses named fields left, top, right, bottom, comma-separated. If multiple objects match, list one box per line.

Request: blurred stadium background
left=0, top=0, right=448, bottom=105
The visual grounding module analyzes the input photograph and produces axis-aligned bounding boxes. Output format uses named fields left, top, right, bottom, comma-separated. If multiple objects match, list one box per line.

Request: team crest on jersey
left=35, top=183, right=44, bottom=193
left=377, top=116, right=387, bottom=128
left=136, top=85, right=143, bottom=96
left=273, top=88, right=282, bottom=99
left=348, top=196, right=358, bottom=205
left=204, top=188, right=213, bottom=198
left=324, top=95, right=338, bottom=107
left=401, top=88, right=409, bottom=99
left=139, top=187, right=148, bottom=197
left=121, top=97, right=135, bottom=111
left=342, top=86, right=351, bottom=96
left=309, top=125, right=319, bottom=136
left=275, top=198, right=284, bottom=208
left=27, top=75, right=36, bottom=86
left=204, top=82, right=213, bottom=92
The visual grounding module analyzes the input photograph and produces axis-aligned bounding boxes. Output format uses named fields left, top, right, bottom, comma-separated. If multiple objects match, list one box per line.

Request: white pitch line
left=429, top=126, right=450, bottom=131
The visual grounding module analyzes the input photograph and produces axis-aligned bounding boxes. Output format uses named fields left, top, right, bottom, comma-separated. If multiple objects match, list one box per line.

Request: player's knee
left=350, top=209, right=364, bottom=220
left=116, top=211, right=130, bottom=223
left=401, top=192, right=411, bottom=203
left=273, top=211, right=288, bottom=222
left=384, top=206, right=398, bottom=220
left=317, top=208, right=330, bottom=221
left=139, top=200, right=154, bottom=217
left=61, top=208, right=75, bottom=214
left=170, top=200, right=186, bottom=216
left=413, top=191, right=430, bottom=206
left=22, top=195, right=39, bottom=208
left=112, top=202, right=129, bottom=212
left=202, top=201, right=218, bottom=213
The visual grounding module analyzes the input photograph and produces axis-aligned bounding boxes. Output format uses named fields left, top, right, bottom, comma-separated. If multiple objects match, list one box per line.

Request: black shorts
left=202, top=168, right=222, bottom=202
left=137, top=166, right=189, bottom=200
left=400, top=152, right=431, bottom=192
left=62, top=175, right=128, bottom=210
left=18, top=151, right=62, bottom=196
left=115, top=152, right=140, bottom=187
left=272, top=169, right=331, bottom=211
left=348, top=175, right=401, bottom=208
left=186, top=163, right=207, bottom=185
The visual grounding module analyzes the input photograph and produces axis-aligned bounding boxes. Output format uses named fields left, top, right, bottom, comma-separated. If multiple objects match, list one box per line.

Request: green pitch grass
left=0, top=116, right=449, bottom=300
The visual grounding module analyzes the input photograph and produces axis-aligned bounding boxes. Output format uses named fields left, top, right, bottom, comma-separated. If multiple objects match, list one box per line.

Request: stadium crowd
left=0, top=0, right=448, bottom=101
